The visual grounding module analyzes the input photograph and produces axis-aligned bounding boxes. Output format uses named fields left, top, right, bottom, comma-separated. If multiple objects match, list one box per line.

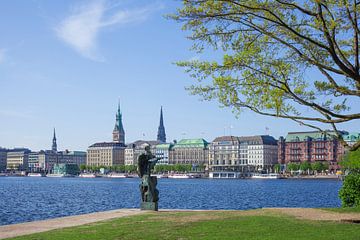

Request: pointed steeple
left=157, top=106, right=166, bottom=143
left=113, top=101, right=125, bottom=144
left=52, top=128, right=57, bottom=152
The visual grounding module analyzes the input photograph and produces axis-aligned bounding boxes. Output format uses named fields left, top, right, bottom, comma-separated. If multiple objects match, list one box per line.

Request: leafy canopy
left=171, top=0, right=360, bottom=150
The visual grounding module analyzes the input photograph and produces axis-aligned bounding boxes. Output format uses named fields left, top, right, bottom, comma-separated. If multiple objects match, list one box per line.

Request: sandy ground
left=1, top=208, right=360, bottom=239
left=265, top=208, right=360, bottom=222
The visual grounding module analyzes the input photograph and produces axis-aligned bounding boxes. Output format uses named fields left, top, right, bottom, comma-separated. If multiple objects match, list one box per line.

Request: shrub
left=339, top=173, right=360, bottom=207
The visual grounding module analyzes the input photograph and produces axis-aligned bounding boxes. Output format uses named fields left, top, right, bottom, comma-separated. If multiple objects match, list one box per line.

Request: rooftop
left=173, top=138, right=209, bottom=148
left=285, top=131, right=348, bottom=142
left=88, top=142, right=126, bottom=148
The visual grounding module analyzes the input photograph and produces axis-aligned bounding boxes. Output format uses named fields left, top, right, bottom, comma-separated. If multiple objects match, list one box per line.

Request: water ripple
left=0, top=177, right=342, bottom=225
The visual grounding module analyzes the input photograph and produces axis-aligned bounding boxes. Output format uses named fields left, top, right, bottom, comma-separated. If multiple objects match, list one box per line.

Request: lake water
left=0, top=177, right=342, bottom=226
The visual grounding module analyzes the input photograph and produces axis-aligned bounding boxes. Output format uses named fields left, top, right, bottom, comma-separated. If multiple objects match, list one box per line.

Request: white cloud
left=55, top=1, right=161, bottom=61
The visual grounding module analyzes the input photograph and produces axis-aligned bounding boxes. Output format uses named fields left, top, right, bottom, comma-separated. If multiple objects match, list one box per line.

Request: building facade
left=208, top=135, right=278, bottom=173
left=59, top=150, right=86, bottom=166
left=155, top=143, right=173, bottom=165
left=87, top=142, right=125, bottom=166
left=209, top=136, right=245, bottom=172
left=6, top=149, right=31, bottom=170
left=87, top=103, right=126, bottom=166
left=169, top=139, right=209, bottom=166
left=0, top=148, right=7, bottom=171
left=278, top=131, right=347, bottom=171
left=244, top=135, right=278, bottom=171
left=125, top=140, right=159, bottom=165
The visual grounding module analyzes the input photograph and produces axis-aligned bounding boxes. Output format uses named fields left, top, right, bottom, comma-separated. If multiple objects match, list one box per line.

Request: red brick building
left=278, top=131, right=347, bottom=171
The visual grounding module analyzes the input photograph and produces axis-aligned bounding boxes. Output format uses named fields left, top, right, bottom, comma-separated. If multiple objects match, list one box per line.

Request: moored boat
left=168, top=174, right=192, bottom=179
left=46, top=173, right=75, bottom=178
left=251, top=173, right=282, bottom=179
left=107, top=173, right=127, bottom=178
left=79, top=173, right=99, bottom=178
left=27, top=173, right=45, bottom=177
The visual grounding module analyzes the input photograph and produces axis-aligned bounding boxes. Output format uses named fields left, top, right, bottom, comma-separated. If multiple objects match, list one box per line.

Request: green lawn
left=8, top=211, right=360, bottom=240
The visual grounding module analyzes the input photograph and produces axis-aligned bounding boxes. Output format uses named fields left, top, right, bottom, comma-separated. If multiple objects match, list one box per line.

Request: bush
left=339, top=173, right=360, bottom=207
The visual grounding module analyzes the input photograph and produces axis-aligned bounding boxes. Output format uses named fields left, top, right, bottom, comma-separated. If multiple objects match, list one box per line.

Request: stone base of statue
left=141, top=202, right=158, bottom=211
left=139, top=175, right=159, bottom=211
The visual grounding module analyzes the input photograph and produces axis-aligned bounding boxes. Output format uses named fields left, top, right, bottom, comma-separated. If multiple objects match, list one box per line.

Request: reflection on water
left=0, top=177, right=342, bottom=225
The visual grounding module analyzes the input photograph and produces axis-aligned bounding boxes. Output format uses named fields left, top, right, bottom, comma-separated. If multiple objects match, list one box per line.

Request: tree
left=79, top=164, right=86, bottom=172
left=300, top=161, right=312, bottom=173
left=339, top=172, right=360, bottom=207
left=287, top=163, right=299, bottom=172
left=171, top=0, right=360, bottom=151
left=341, top=149, right=360, bottom=172
left=312, top=162, right=324, bottom=173
left=274, top=163, right=281, bottom=173
left=339, top=149, right=360, bottom=207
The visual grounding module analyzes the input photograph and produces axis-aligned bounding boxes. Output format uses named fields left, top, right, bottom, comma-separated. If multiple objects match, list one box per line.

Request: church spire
left=157, top=106, right=166, bottom=143
left=52, top=128, right=57, bottom=152
left=113, top=101, right=125, bottom=144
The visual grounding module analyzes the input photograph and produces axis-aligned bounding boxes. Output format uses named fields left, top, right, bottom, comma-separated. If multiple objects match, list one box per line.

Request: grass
left=8, top=210, right=360, bottom=240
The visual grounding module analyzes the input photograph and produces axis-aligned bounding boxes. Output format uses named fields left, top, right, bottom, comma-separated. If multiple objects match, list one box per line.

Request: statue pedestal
left=139, top=175, right=159, bottom=211
left=140, top=202, right=158, bottom=211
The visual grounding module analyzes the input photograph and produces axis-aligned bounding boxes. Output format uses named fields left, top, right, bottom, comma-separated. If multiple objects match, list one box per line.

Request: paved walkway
left=0, top=209, right=143, bottom=239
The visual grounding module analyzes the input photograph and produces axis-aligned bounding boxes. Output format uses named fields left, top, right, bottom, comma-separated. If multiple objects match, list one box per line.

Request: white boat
left=126, top=174, right=139, bottom=178
left=46, top=173, right=65, bottom=177
left=251, top=173, right=281, bottom=179
left=107, top=173, right=127, bottom=178
left=28, top=173, right=45, bottom=177
left=154, top=174, right=168, bottom=179
left=79, top=173, right=99, bottom=178
left=168, top=174, right=192, bottom=179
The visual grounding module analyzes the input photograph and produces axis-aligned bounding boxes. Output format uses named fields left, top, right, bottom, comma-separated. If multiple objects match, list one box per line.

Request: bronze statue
left=137, top=146, right=159, bottom=211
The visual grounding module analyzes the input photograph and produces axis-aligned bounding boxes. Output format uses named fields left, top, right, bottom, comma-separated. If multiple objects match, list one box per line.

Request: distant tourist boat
left=27, top=173, right=45, bottom=177
left=154, top=174, right=168, bottom=179
left=46, top=173, right=75, bottom=178
left=209, top=172, right=246, bottom=178
left=251, top=173, right=282, bottom=179
left=107, top=173, right=127, bottom=178
left=168, top=174, right=192, bottom=179
left=79, top=173, right=99, bottom=178
left=126, top=174, right=139, bottom=178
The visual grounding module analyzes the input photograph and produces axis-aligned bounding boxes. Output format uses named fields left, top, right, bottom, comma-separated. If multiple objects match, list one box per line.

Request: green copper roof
left=156, top=143, right=173, bottom=150
left=285, top=131, right=339, bottom=142
left=343, top=132, right=360, bottom=142
left=173, top=138, right=208, bottom=148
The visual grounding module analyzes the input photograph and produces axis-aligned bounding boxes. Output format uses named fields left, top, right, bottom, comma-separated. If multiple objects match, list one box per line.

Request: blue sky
left=0, top=0, right=359, bottom=151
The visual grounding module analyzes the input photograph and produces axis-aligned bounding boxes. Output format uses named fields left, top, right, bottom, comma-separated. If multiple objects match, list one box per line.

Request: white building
left=208, top=135, right=278, bottom=176
left=241, top=136, right=278, bottom=171
left=155, top=143, right=173, bottom=165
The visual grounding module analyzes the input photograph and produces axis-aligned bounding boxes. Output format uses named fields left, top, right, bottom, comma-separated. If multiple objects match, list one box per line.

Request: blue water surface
left=0, top=177, right=342, bottom=225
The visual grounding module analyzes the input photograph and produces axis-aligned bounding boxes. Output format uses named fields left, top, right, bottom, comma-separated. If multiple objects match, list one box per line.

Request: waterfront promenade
left=1, top=208, right=360, bottom=239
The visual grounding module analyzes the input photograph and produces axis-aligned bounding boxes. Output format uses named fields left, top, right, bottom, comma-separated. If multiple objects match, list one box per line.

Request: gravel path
left=266, top=208, right=360, bottom=222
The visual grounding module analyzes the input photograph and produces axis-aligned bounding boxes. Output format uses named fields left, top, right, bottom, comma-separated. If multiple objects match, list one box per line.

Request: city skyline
left=0, top=0, right=359, bottom=151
